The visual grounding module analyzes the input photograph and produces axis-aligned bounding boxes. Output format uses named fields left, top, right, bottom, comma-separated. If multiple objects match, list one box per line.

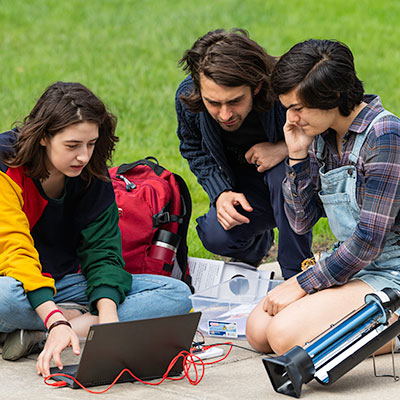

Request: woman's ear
left=39, top=137, right=47, bottom=146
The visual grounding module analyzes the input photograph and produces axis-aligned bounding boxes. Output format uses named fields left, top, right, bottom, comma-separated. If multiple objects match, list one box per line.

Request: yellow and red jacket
left=0, top=130, right=132, bottom=312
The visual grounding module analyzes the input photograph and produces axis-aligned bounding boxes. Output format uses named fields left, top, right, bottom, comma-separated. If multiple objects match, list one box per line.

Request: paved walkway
left=1, top=262, right=399, bottom=399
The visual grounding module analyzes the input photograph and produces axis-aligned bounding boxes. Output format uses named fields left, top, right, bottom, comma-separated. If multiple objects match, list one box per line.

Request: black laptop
left=50, top=312, right=201, bottom=388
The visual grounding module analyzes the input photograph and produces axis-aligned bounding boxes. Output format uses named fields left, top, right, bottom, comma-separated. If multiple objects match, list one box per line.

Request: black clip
left=153, top=212, right=171, bottom=227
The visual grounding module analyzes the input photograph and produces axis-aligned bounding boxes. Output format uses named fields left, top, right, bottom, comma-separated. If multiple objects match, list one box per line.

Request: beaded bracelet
left=44, top=309, right=63, bottom=328
left=48, top=320, right=72, bottom=333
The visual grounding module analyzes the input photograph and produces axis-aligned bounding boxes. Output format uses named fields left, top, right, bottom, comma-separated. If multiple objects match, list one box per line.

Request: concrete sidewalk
left=1, top=262, right=399, bottom=399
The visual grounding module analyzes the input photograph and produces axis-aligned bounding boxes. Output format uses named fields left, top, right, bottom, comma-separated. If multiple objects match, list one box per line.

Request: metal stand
left=372, top=340, right=399, bottom=381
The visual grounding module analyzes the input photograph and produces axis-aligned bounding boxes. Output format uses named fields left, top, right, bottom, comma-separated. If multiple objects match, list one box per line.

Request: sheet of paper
left=188, top=257, right=224, bottom=292
left=173, top=256, right=276, bottom=294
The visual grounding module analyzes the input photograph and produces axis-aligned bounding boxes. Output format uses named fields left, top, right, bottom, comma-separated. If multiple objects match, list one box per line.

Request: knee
left=166, top=279, right=193, bottom=314
left=174, top=280, right=192, bottom=300
left=0, top=277, right=22, bottom=306
left=245, top=307, right=273, bottom=353
left=266, top=318, right=298, bottom=355
left=0, top=277, right=25, bottom=331
left=196, top=223, right=231, bottom=254
left=246, top=312, right=268, bottom=353
left=200, top=234, right=228, bottom=254
left=246, top=306, right=300, bottom=355
left=121, top=275, right=193, bottom=321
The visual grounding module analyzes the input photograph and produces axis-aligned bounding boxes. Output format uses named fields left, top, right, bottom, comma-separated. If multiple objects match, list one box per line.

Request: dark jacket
left=175, top=76, right=286, bottom=204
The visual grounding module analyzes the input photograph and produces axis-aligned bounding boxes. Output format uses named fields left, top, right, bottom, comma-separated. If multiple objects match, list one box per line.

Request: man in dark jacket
left=175, top=28, right=312, bottom=279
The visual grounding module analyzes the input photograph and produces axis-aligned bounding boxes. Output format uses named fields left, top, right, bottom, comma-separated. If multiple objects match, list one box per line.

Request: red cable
left=44, top=343, right=233, bottom=393
left=197, top=342, right=233, bottom=365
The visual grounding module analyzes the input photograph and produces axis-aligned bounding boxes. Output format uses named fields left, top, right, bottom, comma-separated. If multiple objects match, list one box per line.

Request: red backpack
left=109, top=157, right=193, bottom=290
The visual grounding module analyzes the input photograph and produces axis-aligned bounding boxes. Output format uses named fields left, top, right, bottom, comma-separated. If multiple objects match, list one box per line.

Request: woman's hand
left=36, top=324, right=80, bottom=377
left=97, top=298, right=119, bottom=324
left=283, top=112, right=313, bottom=161
left=263, top=275, right=307, bottom=316
left=34, top=301, right=81, bottom=377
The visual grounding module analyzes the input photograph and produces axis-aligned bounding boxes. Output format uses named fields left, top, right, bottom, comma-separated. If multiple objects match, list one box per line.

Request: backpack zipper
left=116, top=174, right=136, bottom=192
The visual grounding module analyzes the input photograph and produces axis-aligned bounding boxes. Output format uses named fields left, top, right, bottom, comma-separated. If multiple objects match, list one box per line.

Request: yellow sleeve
left=0, top=171, right=55, bottom=294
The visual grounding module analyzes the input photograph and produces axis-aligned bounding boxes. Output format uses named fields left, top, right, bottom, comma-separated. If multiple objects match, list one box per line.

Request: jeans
left=0, top=273, right=192, bottom=333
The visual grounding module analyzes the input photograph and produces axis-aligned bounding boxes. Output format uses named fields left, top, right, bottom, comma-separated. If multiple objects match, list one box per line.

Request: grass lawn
left=1, top=0, right=399, bottom=260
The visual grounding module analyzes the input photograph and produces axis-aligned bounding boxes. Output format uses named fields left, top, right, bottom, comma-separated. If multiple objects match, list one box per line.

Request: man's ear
left=253, top=82, right=262, bottom=96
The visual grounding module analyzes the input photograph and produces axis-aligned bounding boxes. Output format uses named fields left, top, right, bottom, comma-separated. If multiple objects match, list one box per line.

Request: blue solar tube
left=263, top=288, right=400, bottom=398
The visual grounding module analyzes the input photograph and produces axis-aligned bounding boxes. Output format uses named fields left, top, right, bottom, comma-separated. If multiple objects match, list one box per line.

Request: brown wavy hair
left=3, top=81, right=118, bottom=182
left=178, top=28, right=277, bottom=113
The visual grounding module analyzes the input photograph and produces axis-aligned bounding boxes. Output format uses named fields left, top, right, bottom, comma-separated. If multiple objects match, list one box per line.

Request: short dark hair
left=271, top=39, right=364, bottom=116
left=3, top=81, right=118, bottom=182
left=178, top=28, right=277, bottom=112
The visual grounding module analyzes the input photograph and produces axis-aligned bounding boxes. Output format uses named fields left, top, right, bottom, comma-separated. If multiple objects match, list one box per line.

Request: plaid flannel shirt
left=282, top=95, right=400, bottom=293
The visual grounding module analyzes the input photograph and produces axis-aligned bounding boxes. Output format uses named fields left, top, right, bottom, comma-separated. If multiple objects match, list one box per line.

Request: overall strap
left=348, top=110, right=393, bottom=164
left=315, top=134, right=326, bottom=162
left=315, top=110, right=394, bottom=164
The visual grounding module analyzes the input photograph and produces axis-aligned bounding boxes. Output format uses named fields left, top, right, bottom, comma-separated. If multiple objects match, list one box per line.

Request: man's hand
left=216, top=191, right=253, bottom=230
left=263, top=275, right=306, bottom=316
left=245, top=141, right=288, bottom=172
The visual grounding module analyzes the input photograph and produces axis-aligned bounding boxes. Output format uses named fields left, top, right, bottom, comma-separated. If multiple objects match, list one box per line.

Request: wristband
left=44, top=309, right=63, bottom=328
left=48, top=320, right=72, bottom=333
left=288, top=155, right=308, bottom=161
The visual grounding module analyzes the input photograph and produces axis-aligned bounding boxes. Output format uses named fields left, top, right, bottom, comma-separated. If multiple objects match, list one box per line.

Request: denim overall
left=316, top=110, right=400, bottom=314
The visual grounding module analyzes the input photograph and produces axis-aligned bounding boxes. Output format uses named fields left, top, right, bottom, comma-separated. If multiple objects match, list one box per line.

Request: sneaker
left=0, top=333, right=7, bottom=346
left=2, top=329, right=46, bottom=361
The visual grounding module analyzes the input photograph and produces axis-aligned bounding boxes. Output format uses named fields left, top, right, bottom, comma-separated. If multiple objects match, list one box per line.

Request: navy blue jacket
left=175, top=76, right=286, bottom=204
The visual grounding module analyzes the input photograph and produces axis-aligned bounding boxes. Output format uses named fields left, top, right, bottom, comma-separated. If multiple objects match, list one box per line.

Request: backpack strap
left=173, top=173, right=194, bottom=292
left=117, top=156, right=165, bottom=176
left=153, top=201, right=184, bottom=228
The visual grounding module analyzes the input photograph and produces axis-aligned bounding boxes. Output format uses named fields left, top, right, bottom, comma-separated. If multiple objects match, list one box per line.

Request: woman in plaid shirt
left=246, top=39, right=400, bottom=355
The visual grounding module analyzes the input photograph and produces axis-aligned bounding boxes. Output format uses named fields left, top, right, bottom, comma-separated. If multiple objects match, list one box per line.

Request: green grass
left=1, top=0, right=399, bottom=258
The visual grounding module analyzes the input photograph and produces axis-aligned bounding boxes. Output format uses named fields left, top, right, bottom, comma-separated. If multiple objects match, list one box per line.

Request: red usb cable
left=44, top=342, right=233, bottom=394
